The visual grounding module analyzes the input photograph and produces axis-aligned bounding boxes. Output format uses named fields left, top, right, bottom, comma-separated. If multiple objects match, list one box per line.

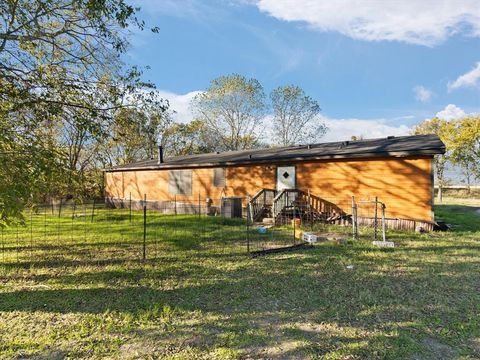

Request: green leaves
left=413, top=116, right=480, bottom=196
left=192, top=74, right=267, bottom=151
left=270, top=85, right=324, bottom=146
left=0, top=0, right=162, bottom=222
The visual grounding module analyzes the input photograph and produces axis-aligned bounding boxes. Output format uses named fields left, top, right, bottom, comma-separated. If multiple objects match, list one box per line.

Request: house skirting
left=105, top=197, right=220, bottom=216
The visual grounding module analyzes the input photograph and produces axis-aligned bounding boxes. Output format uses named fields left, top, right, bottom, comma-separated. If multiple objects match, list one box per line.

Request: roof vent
left=157, top=145, right=164, bottom=164
left=307, top=144, right=312, bottom=149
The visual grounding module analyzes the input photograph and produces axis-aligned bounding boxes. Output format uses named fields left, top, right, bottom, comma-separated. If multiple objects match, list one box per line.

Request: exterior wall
left=105, top=156, right=433, bottom=221
left=296, top=157, right=432, bottom=221
left=105, top=168, right=225, bottom=201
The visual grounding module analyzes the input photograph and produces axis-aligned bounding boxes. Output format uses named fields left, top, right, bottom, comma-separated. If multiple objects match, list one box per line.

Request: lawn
left=0, top=202, right=479, bottom=359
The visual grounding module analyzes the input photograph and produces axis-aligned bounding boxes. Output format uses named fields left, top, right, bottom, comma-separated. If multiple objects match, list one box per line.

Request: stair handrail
left=249, top=188, right=276, bottom=222
left=272, top=189, right=347, bottom=224
left=273, top=189, right=301, bottom=219
left=298, top=191, right=345, bottom=216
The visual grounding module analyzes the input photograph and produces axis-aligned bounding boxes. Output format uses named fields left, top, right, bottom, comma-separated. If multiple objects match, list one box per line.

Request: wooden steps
left=248, top=188, right=347, bottom=226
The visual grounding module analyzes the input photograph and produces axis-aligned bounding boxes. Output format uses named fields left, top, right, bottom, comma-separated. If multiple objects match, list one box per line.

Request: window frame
left=168, top=169, right=192, bottom=195
left=213, top=167, right=226, bottom=188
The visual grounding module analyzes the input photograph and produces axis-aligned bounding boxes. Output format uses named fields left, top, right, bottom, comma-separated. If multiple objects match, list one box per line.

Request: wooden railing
left=272, top=189, right=301, bottom=220
left=297, top=191, right=345, bottom=217
left=250, top=188, right=347, bottom=224
left=273, top=189, right=346, bottom=223
left=249, top=188, right=276, bottom=221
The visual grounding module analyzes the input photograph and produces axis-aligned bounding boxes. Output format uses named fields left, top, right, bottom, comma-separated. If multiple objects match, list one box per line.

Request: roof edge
left=104, top=150, right=439, bottom=172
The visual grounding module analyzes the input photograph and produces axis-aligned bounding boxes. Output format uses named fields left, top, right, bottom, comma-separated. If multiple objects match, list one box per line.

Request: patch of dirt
left=415, top=337, right=457, bottom=360
left=18, top=349, right=66, bottom=360
left=470, top=337, right=480, bottom=356
left=118, top=341, right=163, bottom=359
left=315, top=232, right=348, bottom=241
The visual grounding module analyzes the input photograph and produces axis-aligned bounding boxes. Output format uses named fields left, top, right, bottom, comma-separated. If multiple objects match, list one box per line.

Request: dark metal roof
left=105, top=134, right=445, bottom=172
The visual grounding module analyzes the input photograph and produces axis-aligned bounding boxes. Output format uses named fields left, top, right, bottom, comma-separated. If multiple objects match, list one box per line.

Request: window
left=213, top=168, right=225, bottom=187
left=168, top=170, right=192, bottom=195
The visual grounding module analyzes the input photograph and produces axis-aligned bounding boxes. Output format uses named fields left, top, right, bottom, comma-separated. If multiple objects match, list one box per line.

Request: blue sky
left=126, top=0, right=480, bottom=142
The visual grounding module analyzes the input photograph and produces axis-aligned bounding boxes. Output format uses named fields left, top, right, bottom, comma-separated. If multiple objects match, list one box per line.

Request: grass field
left=1, top=201, right=479, bottom=359
left=0, top=207, right=252, bottom=265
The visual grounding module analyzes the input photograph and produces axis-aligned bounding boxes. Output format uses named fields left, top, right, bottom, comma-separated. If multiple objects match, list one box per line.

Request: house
left=104, top=134, right=445, bottom=227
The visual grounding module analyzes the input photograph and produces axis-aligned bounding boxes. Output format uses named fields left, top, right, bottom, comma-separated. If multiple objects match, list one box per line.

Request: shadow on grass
left=2, top=207, right=480, bottom=358
left=0, top=243, right=249, bottom=270
left=1, top=244, right=477, bottom=359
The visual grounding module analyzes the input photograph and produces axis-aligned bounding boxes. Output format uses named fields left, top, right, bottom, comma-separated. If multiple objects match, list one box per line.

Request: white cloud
left=413, top=86, right=433, bottom=103
left=448, top=62, right=480, bottom=91
left=155, top=90, right=202, bottom=123
left=255, top=0, right=480, bottom=46
left=261, top=115, right=411, bottom=143
left=435, top=104, right=467, bottom=120
left=320, top=116, right=411, bottom=142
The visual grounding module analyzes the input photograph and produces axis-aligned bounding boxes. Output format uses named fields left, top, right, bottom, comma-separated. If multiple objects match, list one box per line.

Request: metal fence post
left=44, top=204, right=47, bottom=242
left=30, top=207, right=33, bottom=257
left=374, top=196, right=378, bottom=241
left=91, top=199, right=96, bottom=222
left=293, top=205, right=296, bottom=245
left=143, top=193, right=147, bottom=261
left=198, top=193, right=201, bottom=218
left=129, top=192, right=132, bottom=223
left=58, top=198, right=62, bottom=218
left=382, top=203, right=386, bottom=242
left=246, top=196, right=250, bottom=254
left=352, top=196, right=357, bottom=240
left=16, top=224, right=19, bottom=263
left=308, top=189, right=312, bottom=231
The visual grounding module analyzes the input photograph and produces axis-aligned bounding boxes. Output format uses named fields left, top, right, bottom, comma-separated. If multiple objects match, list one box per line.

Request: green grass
left=1, top=202, right=480, bottom=359
left=0, top=207, right=253, bottom=265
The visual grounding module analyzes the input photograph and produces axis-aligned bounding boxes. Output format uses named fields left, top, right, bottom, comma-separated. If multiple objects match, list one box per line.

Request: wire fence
left=247, top=195, right=351, bottom=253
left=0, top=197, right=255, bottom=268
left=1, top=195, right=315, bottom=267
left=0, top=193, right=413, bottom=269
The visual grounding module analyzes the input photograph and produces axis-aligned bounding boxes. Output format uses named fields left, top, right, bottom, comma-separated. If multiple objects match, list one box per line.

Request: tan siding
left=105, top=156, right=433, bottom=221
left=296, top=157, right=432, bottom=221
left=224, top=165, right=276, bottom=197
left=105, top=168, right=226, bottom=201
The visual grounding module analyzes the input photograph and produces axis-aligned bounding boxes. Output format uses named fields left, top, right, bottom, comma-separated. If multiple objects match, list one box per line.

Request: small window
left=169, top=170, right=192, bottom=195
left=213, top=168, right=225, bottom=187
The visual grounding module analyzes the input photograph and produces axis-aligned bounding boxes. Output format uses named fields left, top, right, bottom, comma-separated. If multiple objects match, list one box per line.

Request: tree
left=455, top=151, right=476, bottom=194
left=191, top=74, right=266, bottom=151
left=161, top=119, right=217, bottom=157
left=270, top=85, right=326, bottom=146
left=0, top=0, right=157, bottom=110
left=412, top=118, right=450, bottom=203
left=99, top=102, right=171, bottom=168
left=445, top=116, right=480, bottom=193
left=0, top=104, right=62, bottom=225
left=0, top=0, right=159, bottom=223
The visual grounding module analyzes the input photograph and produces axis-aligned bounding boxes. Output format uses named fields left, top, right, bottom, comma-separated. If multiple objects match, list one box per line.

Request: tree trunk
left=437, top=185, right=443, bottom=203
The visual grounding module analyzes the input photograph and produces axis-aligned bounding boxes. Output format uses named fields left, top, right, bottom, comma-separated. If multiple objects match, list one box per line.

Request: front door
left=276, top=166, right=296, bottom=191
